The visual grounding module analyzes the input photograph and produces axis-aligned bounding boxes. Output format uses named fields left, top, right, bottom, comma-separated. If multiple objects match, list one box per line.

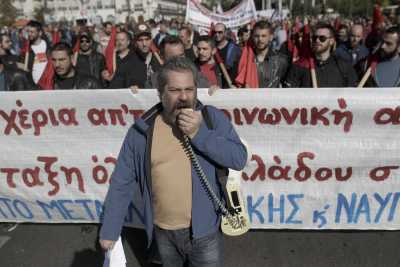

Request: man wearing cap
left=134, top=23, right=162, bottom=88
left=75, top=33, right=106, bottom=82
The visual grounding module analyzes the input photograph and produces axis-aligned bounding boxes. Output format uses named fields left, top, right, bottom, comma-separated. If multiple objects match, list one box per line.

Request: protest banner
left=0, top=89, right=399, bottom=230
left=185, top=0, right=258, bottom=30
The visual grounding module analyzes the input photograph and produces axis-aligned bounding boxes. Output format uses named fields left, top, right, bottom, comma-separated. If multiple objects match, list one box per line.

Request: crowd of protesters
left=0, top=3, right=399, bottom=92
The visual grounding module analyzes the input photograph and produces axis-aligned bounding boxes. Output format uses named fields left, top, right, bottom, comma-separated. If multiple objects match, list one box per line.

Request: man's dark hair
left=314, top=23, right=336, bottom=38
left=238, top=26, right=249, bottom=37
left=0, top=34, right=9, bottom=44
left=338, top=24, right=349, bottom=32
left=252, top=20, right=274, bottom=34
left=103, top=21, right=113, bottom=28
left=50, top=42, right=73, bottom=56
left=157, top=57, right=198, bottom=94
left=180, top=26, right=192, bottom=37
left=160, top=36, right=184, bottom=56
left=384, top=26, right=400, bottom=44
left=147, top=19, right=156, bottom=26
left=197, top=35, right=215, bottom=49
left=27, top=20, right=43, bottom=32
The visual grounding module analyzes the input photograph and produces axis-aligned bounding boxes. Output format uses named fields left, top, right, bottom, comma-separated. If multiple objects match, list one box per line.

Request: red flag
left=37, top=61, right=54, bottom=90
left=287, top=23, right=299, bottom=62
left=150, top=41, right=160, bottom=54
left=235, top=42, right=258, bottom=88
left=372, top=3, right=384, bottom=32
left=334, top=17, right=341, bottom=31
left=214, top=50, right=223, bottom=64
left=295, top=24, right=313, bottom=68
left=208, top=22, right=215, bottom=37
left=294, top=17, right=301, bottom=33
left=104, top=26, right=117, bottom=74
left=52, top=31, right=61, bottom=45
left=20, top=39, right=30, bottom=55
left=368, top=53, right=380, bottom=76
left=73, top=39, right=80, bottom=53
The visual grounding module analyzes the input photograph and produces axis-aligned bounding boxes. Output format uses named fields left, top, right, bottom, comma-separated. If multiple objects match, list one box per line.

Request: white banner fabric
left=185, top=0, right=258, bottom=29
left=0, top=89, right=400, bottom=230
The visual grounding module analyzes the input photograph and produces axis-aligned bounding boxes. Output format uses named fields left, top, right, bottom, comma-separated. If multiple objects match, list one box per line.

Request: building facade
left=13, top=0, right=186, bottom=24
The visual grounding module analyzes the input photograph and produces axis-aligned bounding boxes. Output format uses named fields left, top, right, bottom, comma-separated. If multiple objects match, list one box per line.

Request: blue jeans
left=154, top=226, right=223, bottom=267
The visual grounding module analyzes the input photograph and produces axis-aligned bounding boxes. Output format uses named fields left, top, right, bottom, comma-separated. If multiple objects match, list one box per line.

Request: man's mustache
left=177, top=102, right=192, bottom=109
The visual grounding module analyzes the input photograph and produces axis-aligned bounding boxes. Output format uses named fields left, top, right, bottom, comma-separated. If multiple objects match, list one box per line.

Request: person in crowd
left=359, top=26, right=400, bottom=87
left=99, top=21, right=114, bottom=55
left=146, top=36, right=209, bottom=89
left=22, top=20, right=51, bottom=86
left=0, top=33, right=22, bottom=69
left=0, top=34, right=14, bottom=57
left=196, top=35, right=227, bottom=88
left=273, top=21, right=288, bottom=51
left=236, top=20, right=289, bottom=88
left=336, top=24, right=370, bottom=66
left=179, top=26, right=198, bottom=62
left=336, top=24, right=349, bottom=47
left=0, top=55, right=37, bottom=91
left=213, top=23, right=241, bottom=84
left=51, top=42, right=102, bottom=90
left=99, top=57, right=247, bottom=267
left=237, top=25, right=251, bottom=48
left=74, top=32, right=106, bottom=82
left=285, top=23, right=358, bottom=88
left=154, top=20, right=169, bottom=48
left=133, top=23, right=162, bottom=87
left=102, top=30, right=146, bottom=89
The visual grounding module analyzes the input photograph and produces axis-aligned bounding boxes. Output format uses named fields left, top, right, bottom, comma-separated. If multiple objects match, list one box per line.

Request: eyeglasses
left=312, top=35, right=331, bottom=43
left=80, top=39, right=91, bottom=44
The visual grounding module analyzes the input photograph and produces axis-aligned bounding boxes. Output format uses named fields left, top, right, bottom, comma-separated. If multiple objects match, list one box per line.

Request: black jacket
left=109, top=51, right=146, bottom=89
left=255, top=49, right=290, bottom=88
left=285, top=55, right=358, bottom=88
left=1, top=67, right=38, bottom=91
left=75, top=51, right=106, bottom=82
left=54, top=71, right=102, bottom=90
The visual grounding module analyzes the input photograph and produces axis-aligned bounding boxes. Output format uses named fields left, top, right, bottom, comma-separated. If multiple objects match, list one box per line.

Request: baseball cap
left=134, top=23, right=152, bottom=38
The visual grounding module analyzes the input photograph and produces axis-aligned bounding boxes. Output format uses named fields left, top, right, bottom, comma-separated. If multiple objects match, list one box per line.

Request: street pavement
left=1, top=223, right=400, bottom=267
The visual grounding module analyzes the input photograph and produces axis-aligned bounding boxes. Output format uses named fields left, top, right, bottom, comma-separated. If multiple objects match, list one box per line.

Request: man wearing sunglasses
left=214, top=23, right=241, bottom=88
left=285, top=23, right=357, bottom=88
left=75, top=33, right=106, bottom=82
